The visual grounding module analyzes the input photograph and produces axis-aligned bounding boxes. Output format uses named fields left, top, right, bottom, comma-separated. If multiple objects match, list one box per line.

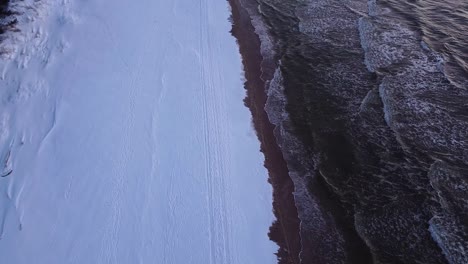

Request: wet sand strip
left=227, top=1, right=301, bottom=263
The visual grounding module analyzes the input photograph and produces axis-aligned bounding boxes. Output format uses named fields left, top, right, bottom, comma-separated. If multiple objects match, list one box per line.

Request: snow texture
left=0, top=0, right=277, bottom=263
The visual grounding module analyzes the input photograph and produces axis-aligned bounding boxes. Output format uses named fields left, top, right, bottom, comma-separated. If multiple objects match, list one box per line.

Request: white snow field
left=0, top=0, right=277, bottom=263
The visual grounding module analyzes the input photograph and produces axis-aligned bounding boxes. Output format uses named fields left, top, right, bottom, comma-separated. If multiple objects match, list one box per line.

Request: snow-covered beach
left=0, top=0, right=277, bottom=263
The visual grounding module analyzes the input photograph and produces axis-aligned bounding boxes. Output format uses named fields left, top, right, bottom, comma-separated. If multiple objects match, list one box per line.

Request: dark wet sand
left=228, top=1, right=301, bottom=263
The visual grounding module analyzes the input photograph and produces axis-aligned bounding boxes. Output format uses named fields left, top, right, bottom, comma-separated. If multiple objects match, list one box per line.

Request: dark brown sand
left=227, top=1, right=301, bottom=263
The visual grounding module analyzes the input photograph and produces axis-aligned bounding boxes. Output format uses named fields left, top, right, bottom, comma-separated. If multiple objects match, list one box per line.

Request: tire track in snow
left=199, top=0, right=232, bottom=262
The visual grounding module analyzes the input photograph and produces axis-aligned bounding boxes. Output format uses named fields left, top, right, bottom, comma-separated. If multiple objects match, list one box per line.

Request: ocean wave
left=265, top=64, right=349, bottom=264
left=380, top=0, right=468, bottom=89
left=243, top=0, right=468, bottom=263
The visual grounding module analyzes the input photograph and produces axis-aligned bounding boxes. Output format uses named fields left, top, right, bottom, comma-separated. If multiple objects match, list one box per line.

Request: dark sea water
left=381, top=0, right=468, bottom=88
left=237, top=0, right=468, bottom=263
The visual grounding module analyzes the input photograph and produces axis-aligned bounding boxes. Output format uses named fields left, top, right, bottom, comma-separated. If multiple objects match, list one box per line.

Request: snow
left=0, top=0, right=277, bottom=263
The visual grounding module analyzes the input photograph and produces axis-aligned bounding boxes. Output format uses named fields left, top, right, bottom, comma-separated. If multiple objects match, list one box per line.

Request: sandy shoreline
left=227, top=1, right=302, bottom=263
